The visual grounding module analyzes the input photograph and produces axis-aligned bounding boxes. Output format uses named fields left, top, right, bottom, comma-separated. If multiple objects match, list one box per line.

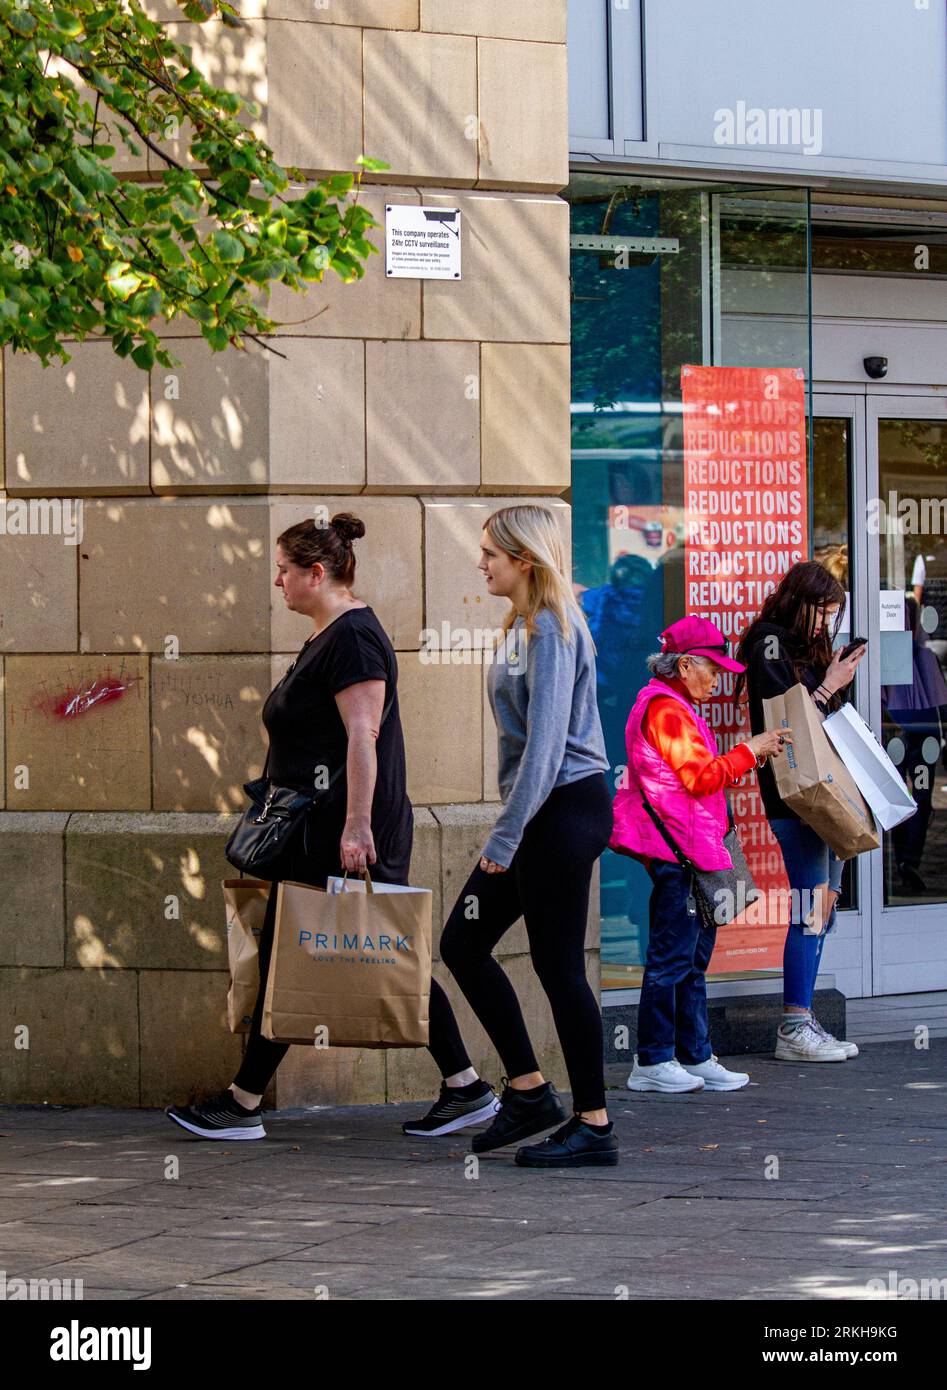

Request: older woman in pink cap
left=611, top=617, right=790, bottom=1093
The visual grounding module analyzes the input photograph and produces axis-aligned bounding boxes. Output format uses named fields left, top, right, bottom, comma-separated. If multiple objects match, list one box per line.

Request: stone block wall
left=0, top=0, right=593, bottom=1108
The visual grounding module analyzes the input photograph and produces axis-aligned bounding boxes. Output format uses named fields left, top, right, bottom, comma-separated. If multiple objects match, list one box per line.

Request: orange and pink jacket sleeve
left=643, top=696, right=756, bottom=795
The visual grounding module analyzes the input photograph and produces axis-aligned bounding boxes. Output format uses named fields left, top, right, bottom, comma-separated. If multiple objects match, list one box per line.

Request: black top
left=262, top=606, right=412, bottom=880
left=742, top=621, right=843, bottom=822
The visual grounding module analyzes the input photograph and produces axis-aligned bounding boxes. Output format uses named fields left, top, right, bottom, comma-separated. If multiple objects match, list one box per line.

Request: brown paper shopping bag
left=222, top=879, right=270, bottom=1033
left=763, top=683, right=879, bottom=860
left=262, top=873, right=433, bottom=1048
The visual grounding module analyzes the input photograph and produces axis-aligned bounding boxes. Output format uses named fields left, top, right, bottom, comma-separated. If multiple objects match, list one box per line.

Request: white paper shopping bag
left=326, top=876, right=424, bottom=896
left=822, top=703, right=917, bottom=831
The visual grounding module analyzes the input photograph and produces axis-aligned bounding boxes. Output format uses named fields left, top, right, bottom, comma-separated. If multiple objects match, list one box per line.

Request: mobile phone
left=838, top=636, right=867, bottom=661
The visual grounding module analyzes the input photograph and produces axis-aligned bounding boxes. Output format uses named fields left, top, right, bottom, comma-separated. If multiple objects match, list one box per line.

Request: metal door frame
left=813, top=391, right=872, bottom=996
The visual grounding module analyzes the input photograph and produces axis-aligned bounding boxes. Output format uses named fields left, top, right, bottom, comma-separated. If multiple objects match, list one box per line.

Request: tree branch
left=73, top=69, right=189, bottom=173
left=243, top=333, right=288, bottom=360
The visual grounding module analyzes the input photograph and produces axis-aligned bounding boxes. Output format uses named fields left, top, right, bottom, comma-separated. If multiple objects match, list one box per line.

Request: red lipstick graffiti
left=27, top=663, right=143, bottom=724
left=53, top=676, right=135, bottom=719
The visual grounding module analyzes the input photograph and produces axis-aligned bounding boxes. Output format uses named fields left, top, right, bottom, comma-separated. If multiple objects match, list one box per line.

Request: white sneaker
left=774, top=1021, right=848, bottom=1062
left=627, top=1056, right=705, bottom=1093
left=680, top=1055, right=750, bottom=1091
left=810, top=1017, right=859, bottom=1058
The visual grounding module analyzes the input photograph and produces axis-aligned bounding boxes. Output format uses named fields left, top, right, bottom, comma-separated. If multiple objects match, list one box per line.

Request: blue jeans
left=637, top=860, right=715, bottom=1066
left=769, top=817, right=844, bottom=1011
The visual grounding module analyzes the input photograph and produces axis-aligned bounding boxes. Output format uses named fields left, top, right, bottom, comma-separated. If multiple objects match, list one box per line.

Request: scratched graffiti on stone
left=152, top=671, right=236, bottom=709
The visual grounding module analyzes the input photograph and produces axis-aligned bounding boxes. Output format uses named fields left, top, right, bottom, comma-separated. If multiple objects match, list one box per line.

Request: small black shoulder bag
left=639, top=793, right=758, bottom=931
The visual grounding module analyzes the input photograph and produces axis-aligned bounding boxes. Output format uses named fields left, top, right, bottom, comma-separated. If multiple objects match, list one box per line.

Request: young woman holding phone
left=736, top=561, right=866, bottom=1063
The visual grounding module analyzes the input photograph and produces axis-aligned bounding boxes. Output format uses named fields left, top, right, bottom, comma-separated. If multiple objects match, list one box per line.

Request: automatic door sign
left=386, top=205, right=461, bottom=279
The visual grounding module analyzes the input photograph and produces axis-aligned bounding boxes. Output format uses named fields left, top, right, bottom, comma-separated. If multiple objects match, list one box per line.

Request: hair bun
left=330, top=512, right=366, bottom=544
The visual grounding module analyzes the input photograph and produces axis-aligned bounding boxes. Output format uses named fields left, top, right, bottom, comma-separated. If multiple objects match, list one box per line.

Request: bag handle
left=340, top=868, right=375, bottom=895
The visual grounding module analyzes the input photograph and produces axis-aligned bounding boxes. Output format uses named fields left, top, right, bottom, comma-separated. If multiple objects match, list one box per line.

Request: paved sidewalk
left=1, top=1042, right=945, bottom=1301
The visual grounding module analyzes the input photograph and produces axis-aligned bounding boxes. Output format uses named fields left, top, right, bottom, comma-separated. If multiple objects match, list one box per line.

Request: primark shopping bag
left=222, top=879, right=270, bottom=1033
left=262, top=872, right=432, bottom=1048
left=823, top=702, right=917, bottom=831
left=763, top=682, right=879, bottom=860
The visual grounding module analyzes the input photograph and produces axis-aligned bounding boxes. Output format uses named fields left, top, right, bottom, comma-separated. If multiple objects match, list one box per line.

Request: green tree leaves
left=212, top=229, right=245, bottom=264
left=0, top=0, right=386, bottom=368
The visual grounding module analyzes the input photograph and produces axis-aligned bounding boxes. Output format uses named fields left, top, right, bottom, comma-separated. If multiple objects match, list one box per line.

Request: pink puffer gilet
left=609, top=678, right=732, bottom=871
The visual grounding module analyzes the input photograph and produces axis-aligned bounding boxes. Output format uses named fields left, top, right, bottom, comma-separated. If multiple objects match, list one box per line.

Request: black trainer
left=402, top=1081, right=500, bottom=1137
left=515, top=1114, right=619, bottom=1168
left=470, top=1079, right=566, bottom=1154
left=166, top=1089, right=266, bottom=1141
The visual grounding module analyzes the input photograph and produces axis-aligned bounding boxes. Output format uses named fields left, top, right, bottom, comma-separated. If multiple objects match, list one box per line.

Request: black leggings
left=433, top=773, right=613, bottom=1114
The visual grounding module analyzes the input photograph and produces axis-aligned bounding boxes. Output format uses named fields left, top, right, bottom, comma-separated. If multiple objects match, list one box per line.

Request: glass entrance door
left=867, top=395, right=947, bottom=994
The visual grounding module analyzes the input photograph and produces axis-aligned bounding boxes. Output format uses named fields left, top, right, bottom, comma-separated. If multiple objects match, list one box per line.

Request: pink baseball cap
left=659, top=616, right=746, bottom=674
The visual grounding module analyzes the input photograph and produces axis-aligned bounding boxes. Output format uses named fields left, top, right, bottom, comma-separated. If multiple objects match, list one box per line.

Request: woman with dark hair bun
left=736, top=560, right=866, bottom=1064
left=166, top=511, right=432, bottom=1139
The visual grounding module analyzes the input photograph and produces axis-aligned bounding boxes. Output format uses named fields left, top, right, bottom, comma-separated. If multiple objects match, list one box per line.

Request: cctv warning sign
left=385, top=205, right=461, bottom=279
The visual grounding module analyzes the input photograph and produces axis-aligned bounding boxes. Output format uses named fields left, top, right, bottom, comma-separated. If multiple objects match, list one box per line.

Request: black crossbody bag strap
left=640, top=790, right=744, bottom=933
left=639, top=791, right=698, bottom=875
left=639, top=791, right=709, bottom=923
left=642, top=788, right=735, bottom=849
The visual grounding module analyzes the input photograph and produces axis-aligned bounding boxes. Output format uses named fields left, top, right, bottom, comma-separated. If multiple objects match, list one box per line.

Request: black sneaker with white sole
left=166, top=1089, right=266, bottom=1141
left=402, top=1081, right=500, bottom=1137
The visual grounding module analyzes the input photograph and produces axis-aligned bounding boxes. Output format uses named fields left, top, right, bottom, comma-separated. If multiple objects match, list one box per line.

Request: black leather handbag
left=224, top=770, right=326, bottom=877
left=639, top=793, right=759, bottom=931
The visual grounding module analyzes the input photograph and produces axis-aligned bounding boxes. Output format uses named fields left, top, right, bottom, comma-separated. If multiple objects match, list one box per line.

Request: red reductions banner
left=681, top=364, right=809, bottom=973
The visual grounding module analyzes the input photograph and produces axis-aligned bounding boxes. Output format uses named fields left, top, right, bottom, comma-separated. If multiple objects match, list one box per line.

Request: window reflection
left=568, top=174, right=809, bottom=988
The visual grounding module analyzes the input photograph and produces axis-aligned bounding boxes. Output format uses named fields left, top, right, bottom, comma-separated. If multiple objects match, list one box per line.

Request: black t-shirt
left=262, top=606, right=412, bottom=880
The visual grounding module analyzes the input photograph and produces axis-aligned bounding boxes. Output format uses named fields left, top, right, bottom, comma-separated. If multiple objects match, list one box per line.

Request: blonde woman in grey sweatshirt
left=411, top=504, right=618, bottom=1170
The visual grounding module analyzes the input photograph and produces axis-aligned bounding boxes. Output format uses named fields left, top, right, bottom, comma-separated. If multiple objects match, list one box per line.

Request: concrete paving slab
left=0, top=1222, right=165, bottom=1262
left=18, top=1236, right=329, bottom=1287
left=140, top=1284, right=322, bottom=1301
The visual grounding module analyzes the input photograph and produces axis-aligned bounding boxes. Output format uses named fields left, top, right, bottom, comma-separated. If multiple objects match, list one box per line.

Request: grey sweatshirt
left=482, top=607, right=610, bottom=868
